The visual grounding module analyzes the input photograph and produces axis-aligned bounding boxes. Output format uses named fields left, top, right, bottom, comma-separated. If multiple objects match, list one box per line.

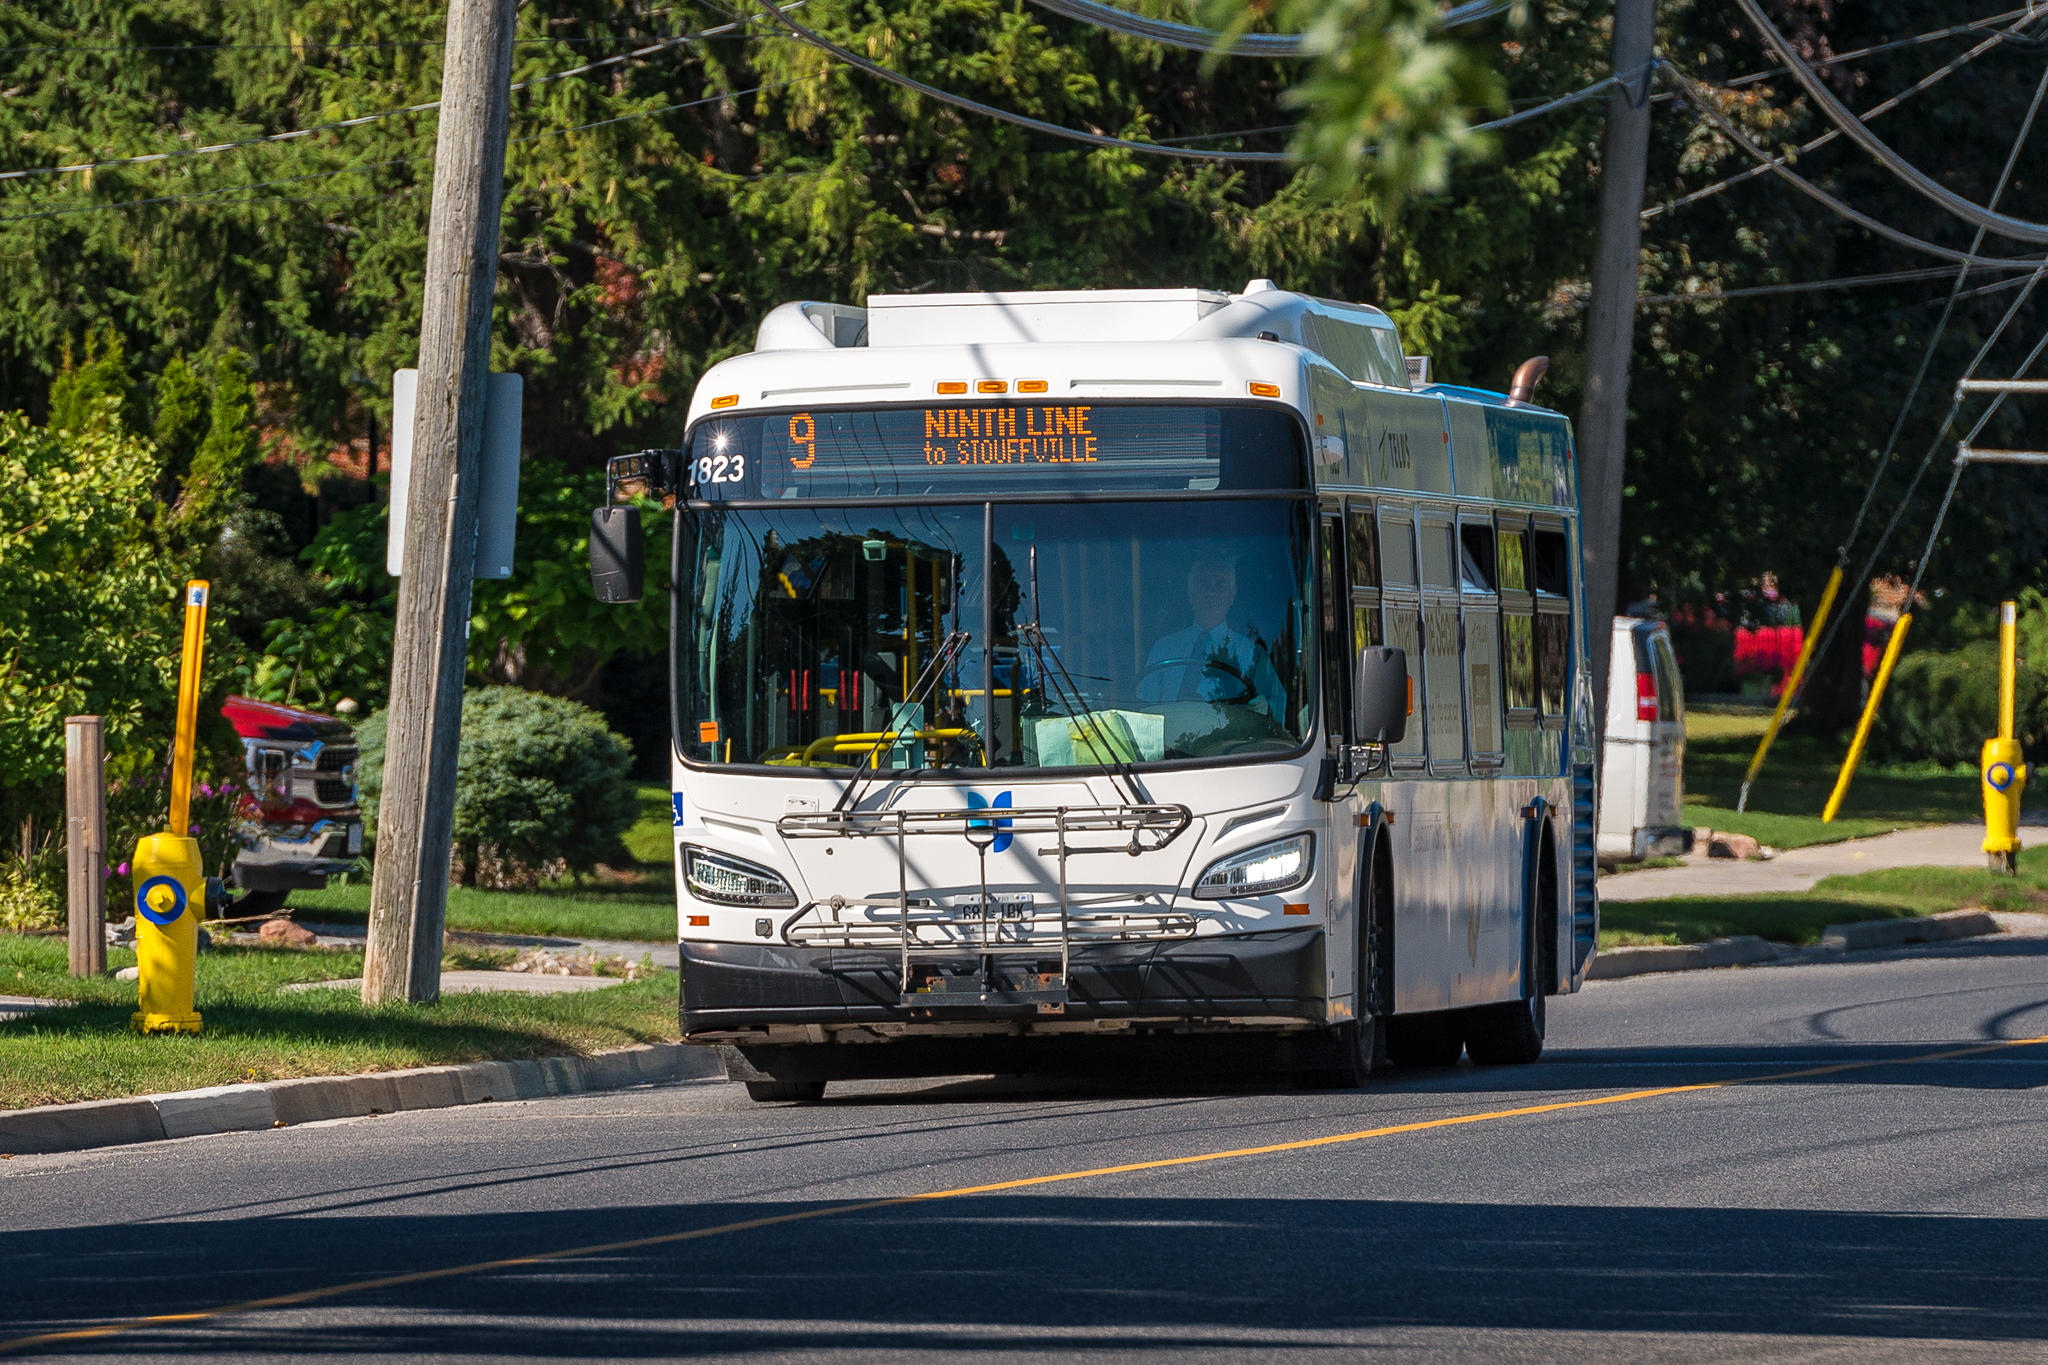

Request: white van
left=1599, top=617, right=1689, bottom=858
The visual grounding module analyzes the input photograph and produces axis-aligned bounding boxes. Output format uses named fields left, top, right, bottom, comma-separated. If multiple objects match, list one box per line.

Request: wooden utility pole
left=363, top=0, right=517, bottom=1005
left=65, top=716, right=106, bottom=978
left=1577, top=0, right=1656, bottom=746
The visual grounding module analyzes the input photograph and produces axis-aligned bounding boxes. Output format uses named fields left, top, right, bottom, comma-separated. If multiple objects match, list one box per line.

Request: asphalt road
left=5, top=936, right=2048, bottom=1363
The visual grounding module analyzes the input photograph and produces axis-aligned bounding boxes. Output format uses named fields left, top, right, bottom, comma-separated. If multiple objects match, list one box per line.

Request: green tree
left=169, top=348, right=256, bottom=540
left=357, top=686, right=637, bottom=883
left=0, top=412, right=186, bottom=834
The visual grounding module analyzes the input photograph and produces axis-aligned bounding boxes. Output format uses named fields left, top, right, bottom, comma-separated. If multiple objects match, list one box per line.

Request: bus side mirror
left=590, top=506, right=644, bottom=603
left=1354, top=646, right=1409, bottom=745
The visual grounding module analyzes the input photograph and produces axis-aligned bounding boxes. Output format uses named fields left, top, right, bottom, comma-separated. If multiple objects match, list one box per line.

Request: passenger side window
left=1532, top=524, right=1571, bottom=723
left=1419, top=509, right=1463, bottom=772
left=1376, top=504, right=1426, bottom=767
left=1458, top=515, right=1502, bottom=762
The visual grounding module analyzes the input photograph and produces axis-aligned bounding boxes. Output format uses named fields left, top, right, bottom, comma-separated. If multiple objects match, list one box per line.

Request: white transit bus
left=589, top=281, right=1599, bottom=1100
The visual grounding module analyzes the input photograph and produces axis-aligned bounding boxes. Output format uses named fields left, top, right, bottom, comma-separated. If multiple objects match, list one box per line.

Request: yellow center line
left=6, top=1032, right=2045, bottom=1357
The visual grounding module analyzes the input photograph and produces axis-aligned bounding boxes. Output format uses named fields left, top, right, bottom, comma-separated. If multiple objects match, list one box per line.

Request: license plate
left=951, top=894, right=1034, bottom=919
left=347, top=822, right=364, bottom=855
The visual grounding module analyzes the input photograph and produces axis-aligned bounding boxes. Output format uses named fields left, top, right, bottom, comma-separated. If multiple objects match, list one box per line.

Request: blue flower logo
left=966, top=790, right=1013, bottom=854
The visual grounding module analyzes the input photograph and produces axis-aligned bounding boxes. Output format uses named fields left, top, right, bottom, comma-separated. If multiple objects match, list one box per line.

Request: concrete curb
left=1819, top=908, right=2002, bottom=951
left=1586, top=935, right=1780, bottom=980
left=0, top=1042, right=726, bottom=1157
left=1588, top=909, right=2008, bottom=981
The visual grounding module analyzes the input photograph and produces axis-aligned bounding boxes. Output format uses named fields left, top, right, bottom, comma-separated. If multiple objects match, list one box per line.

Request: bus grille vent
left=1570, top=762, right=1599, bottom=976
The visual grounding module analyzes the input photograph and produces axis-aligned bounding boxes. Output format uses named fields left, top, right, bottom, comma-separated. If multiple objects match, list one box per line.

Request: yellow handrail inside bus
left=767, top=728, right=983, bottom=767
left=1738, top=564, right=1841, bottom=813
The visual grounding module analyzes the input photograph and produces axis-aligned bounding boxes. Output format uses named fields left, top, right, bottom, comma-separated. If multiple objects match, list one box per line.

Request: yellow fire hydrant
left=131, top=832, right=204, bottom=1033
left=131, top=580, right=210, bottom=1035
left=1982, top=599, right=2027, bottom=877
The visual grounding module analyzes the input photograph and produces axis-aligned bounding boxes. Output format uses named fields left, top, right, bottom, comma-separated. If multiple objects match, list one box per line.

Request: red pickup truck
left=222, top=696, right=364, bottom=915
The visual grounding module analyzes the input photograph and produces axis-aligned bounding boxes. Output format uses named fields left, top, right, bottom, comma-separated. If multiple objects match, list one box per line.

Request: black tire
left=1304, top=827, right=1395, bottom=1089
left=234, top=889, right=289, bottom=918
left=1467, top=825, right=1553, bottom=1066
left=1464, top=991, right=1544, bottom=1065
left=1384, top=1012, right=1464, bottom=1067
left=1301, top=1017, right=1378, bottom=1090
left=744, top=1080, right=826, bottom=1102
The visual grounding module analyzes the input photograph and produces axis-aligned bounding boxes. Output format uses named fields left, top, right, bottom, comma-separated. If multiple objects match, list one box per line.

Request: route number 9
left=789, top=412, right=817, bottom=470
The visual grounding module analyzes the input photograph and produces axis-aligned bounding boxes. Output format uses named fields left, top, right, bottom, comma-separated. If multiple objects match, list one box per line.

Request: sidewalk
left=1599, top=823, right=1994, bottom=902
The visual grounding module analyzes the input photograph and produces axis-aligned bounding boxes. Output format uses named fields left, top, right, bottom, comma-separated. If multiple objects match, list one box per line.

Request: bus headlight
left=1191, top=833, right=1314, bottom=900
left=684, top=847, right=798, bottom=909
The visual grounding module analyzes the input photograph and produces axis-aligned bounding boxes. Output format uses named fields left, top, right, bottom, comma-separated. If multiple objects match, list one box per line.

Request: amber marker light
left=1283, top=903, right=1311, bottom=916
left=710, top=394, right=739, bottom=409
left=1017, top=379, right=1049, bottom=394
left=1248, top=381, right=1281, bottom=397
left=687, top=914, right=710, bottom=927
left=936, top=381, right=969, bottom=395
left=977, top=380, right=1008, bottom=394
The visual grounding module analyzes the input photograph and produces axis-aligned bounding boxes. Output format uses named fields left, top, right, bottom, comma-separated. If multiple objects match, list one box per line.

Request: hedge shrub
left=1876, top=591, right=2048, bottom=767
left=359, top=687, right=637, bottom=886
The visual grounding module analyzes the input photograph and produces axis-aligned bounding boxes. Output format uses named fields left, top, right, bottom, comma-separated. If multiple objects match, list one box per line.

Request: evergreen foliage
left=356, top=686, right=638, bottom=883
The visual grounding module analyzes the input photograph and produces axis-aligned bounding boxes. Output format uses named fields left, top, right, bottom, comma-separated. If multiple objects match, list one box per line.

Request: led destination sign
left=918, top=405, right=1101, bottom=467
left=686, top=402, right=1304, bottom=499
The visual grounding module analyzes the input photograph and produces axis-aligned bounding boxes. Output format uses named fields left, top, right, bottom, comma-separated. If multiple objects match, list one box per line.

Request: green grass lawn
left=1681, top=709, right=1980, bottom=850
left=290, top=882, right=677, bottom=943
left=275, top=783, right=679, bottom=943
left=0, top=932, right=680, bottom=1110
left=1598, top=846, right=2048, bottom=949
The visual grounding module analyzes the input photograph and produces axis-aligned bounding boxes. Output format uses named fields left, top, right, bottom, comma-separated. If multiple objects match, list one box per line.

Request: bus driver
left=1136, top=558, right=1286, bottom=716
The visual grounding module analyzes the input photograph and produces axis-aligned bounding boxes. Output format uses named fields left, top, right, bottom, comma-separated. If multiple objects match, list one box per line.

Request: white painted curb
left=0, top=1042, right=726, bottom=1157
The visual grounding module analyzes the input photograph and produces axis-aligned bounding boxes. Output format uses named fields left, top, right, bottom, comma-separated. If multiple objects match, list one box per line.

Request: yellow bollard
left=1739, top=565, right=1843, bottom=813
left=1822, top=611, right=1912, bottom=823
left=1982, top=599, right=2026, bottom=875
left=131, top=580, right=210, bottom=1035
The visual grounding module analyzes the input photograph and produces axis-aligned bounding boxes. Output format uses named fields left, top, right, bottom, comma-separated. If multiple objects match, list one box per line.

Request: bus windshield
left=676, top=417, right=1314, bottom=772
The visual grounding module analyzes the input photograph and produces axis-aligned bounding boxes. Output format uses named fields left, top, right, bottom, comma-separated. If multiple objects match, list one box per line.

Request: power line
left=0, top=11, right=780, bottom=184
left=1661, top=66, right=2047, bottom=270
left=0, top=75, right=824, bottom=228
left=1644, top=12, right=2039, bottom=222
left=753, top=0, right=1292, bottom=162
left=0, top=35, right=714, bottom=53
left=0, top=6, right=742, bottom=54
left=1633, top=262, right=2042, bottom=306
left=1020, top=0, right=1508, bottom=59
left=1733, top=0, right=2048, bottom=247
left=1716, top=7, right=2034, bottom=89
left=759, top=0, right=1635, bottom=166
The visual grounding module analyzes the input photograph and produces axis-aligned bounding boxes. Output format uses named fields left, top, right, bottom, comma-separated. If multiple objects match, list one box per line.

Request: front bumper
left=232, top=857, right=356, bottom=892
left=679, top=926, right=1327, bottom=1033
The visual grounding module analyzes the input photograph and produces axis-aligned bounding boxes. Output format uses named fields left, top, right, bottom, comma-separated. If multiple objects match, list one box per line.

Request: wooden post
left=362, top=0, right=517, bottom=1006
left=1576, top=0, right=1655, bottom=748
left=65, top=716, right=106, bottom=978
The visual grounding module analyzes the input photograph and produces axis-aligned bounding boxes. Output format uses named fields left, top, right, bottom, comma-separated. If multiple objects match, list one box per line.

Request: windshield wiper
left=834, top=630, right=973, bottom=815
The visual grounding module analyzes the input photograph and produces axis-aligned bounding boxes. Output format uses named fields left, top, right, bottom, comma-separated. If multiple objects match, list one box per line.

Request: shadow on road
left=7, top=1195, right=2048, bottom=1353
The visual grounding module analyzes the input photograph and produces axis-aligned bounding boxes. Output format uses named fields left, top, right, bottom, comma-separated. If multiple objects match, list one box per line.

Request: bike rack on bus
left=776, top=803, right=1195, bottom=1009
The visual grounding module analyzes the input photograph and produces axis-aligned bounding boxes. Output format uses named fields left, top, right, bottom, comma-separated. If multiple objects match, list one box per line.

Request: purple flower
left=189, top=823, right=201, bottom=835
left=115, top=861, right=130, bottom=877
